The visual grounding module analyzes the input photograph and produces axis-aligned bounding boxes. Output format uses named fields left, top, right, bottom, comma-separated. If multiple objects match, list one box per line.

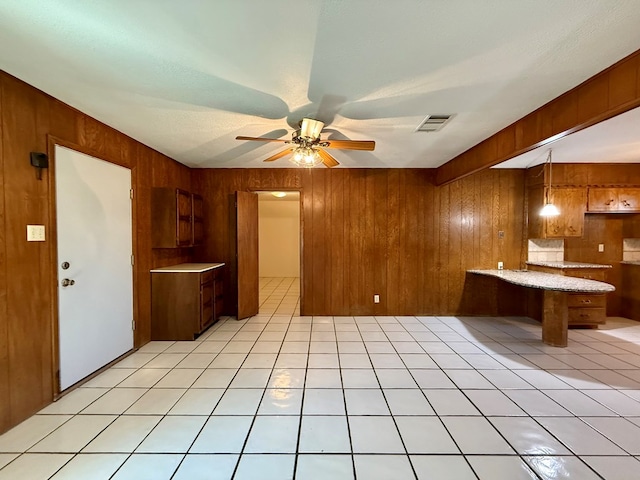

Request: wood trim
left=46, top=136, right=60, bottom=398
left=0, top=69, right=9, bottom=433
left=436, top=48, right=640, bottom=186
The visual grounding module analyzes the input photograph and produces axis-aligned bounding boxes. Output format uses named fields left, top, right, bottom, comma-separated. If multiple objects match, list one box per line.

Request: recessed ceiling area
left=1, top=1, right=640, bottom=169
left=494, top=107, right=640, bottom=169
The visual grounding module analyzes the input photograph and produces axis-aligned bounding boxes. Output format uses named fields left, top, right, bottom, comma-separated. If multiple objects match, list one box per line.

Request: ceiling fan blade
left=317, top=149, right=339, bottom=168
left=323, top=139, right=375, bottom=151
left=300, top=118, right=324, bottom=139
left=263, top=149, right=292, bottom=162
left=236, top=135, right=289, bottom=143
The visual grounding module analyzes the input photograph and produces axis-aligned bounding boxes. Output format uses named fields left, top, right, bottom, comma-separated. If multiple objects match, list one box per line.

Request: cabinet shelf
left=151, top=187, right=204, bottom=248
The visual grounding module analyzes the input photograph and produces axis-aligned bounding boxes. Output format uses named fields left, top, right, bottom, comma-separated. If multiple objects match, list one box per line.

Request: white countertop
left=621, top=261, right=640, bottom=266
left=526, top=261, right=612, bottom=269
left=468, top=269, right=615, bottom=293
left=150, top=262, right=225, bottom=273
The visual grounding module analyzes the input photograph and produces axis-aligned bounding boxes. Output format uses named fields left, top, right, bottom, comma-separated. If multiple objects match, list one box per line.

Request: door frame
left=250, top=188, right=304, bottom=315
left=47, top=136, right=138, bottom=398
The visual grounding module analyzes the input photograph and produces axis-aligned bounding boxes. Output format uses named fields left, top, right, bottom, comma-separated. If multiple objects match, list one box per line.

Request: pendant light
left=540, top=149, right=560, bottom=217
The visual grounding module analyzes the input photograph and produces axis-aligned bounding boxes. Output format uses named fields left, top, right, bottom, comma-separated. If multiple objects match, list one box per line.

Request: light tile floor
left=2, top=277, right=640, bottom=478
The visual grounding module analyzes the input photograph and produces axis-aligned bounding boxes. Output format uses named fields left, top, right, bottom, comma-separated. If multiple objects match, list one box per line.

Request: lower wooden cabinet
left=567, top=293, right=606, bottom=327
left=151, top=264, right=224, bottom=340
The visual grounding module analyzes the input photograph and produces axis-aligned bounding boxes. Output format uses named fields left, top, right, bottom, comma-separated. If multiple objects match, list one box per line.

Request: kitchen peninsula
left=468, top=269, right=615, bottom=347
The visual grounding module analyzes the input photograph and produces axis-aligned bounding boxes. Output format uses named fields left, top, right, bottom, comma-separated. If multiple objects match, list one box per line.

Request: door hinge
left=130, top=188, right=134, bottom=200
left=131, top=254, right=135, bottom=266
left=132, top=320, right=136, bottom=331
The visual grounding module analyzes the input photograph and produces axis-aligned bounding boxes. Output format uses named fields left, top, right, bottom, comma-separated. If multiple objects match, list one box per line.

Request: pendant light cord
left=546, top=150, right=552, bottom=202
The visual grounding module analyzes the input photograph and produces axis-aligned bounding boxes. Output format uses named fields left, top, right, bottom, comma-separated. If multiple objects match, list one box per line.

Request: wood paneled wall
left=0, top=71, right=192, bottom=433
left=192, top=168, right=527, bottom=316
left=564, top=214, right=640, bottom=315
left=527, top=163, right=640, bottom=187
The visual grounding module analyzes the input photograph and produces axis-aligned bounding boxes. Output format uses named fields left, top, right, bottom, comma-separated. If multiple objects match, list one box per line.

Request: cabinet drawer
left=201, top=270, right=213, bottom=284
left=568, top=307, right=606, bottom=325
left=568, top=294, right=606, bottom=308
left=564, top=270, right=606, bottom=281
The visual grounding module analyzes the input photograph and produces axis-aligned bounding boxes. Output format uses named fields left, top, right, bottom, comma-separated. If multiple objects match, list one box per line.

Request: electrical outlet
left=27, top=225, right=45, bottom=242
left=497, top=261, right=504, bottom=270
left=598, top=244, right=605, bottom=252
left=374, top=294, right=380, bottom=304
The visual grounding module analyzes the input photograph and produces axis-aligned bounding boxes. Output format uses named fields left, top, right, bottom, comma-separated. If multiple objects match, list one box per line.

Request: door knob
left=61, top=278, right=75, bottom=287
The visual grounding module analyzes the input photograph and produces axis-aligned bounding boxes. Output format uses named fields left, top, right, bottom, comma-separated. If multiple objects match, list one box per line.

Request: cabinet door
left=545, top=187, right=586, bottom=237
left=200, top=280, right=214, bottom=330
left=527, top=186, right=546, bottom=238
left=192, top=194, right=204, bottom=246
left=176, top=189, right=192, bottom=246
left=618, top=188, right=640, bottom=212
left=588, top=188, right=617, bottom=212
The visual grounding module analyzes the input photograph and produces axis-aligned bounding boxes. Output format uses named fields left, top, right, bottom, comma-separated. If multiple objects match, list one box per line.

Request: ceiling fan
left=235, top=118, right=375, bottom=168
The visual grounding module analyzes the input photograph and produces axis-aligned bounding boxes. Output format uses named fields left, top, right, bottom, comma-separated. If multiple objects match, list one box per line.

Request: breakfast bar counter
left=467, top=269, right=615, bottom=347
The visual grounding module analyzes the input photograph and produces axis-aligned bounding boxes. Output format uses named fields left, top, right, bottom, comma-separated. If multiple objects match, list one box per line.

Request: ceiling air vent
left=415, top=114, right=454, bottom=132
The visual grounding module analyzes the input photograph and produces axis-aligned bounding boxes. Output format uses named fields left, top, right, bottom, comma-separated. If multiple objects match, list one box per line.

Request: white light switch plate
left=27, top=225, right=46, bottom=241
left=497, top=261, right=504, bottom=270
left=374, top=294, right=380, bottom=304
left=598, top=244, right=604, bottom=252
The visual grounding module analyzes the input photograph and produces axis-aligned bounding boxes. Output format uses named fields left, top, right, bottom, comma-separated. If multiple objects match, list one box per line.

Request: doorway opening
left=256, top=191, right=301, bottom=316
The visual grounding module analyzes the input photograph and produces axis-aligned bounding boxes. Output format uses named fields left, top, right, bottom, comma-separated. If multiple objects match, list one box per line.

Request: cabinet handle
left=605, top=199, right=615, bottom=205
left=579, top=313, right=590, bottom=318
left=621, top=199, right=631, bottom=207
left=568, top=226, right=576, bottom=233
left=581, top=299, right=591, bottom=304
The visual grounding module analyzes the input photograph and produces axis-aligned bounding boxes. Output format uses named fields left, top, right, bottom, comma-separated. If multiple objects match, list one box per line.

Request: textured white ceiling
left=1, top=0, right=640, bottom=169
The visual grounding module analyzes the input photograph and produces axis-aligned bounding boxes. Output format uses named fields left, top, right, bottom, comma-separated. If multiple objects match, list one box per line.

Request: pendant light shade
left=540, top=149, right=560, bottom=217
left=540, top=202, right=560, bottom=216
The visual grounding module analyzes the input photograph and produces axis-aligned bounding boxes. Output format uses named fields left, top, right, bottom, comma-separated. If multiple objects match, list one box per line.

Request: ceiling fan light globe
left=290, top=146, right=322, bottom=168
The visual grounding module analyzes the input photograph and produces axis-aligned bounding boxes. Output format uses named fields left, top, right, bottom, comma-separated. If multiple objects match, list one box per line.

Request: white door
left=55, top=145, right=133, bottom=391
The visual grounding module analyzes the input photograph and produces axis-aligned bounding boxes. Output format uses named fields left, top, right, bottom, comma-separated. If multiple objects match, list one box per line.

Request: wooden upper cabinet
left=588, top=187, right=640, bottom=212
left=152, top=188, right=204, bottom=248
left=192, top=193, right=204, bottom=246
left=176, top=189, right=192, bottom=246
left=528, top=186, right=586, bottom=238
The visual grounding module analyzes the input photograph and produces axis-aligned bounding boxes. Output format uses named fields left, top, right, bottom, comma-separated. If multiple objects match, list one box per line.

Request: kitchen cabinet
left=192, top=193, right=204, bottom=246
left=527, top=263, right=610, bottom=327
left=587, top=187, right=640, bottom=212
left=528, top=186, right=586, bottom=238
left=151, top=263, right=225, bottom=340
left=151, top=188, right=204, bottom=248
left=567, top=293, right=606, bottom=327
